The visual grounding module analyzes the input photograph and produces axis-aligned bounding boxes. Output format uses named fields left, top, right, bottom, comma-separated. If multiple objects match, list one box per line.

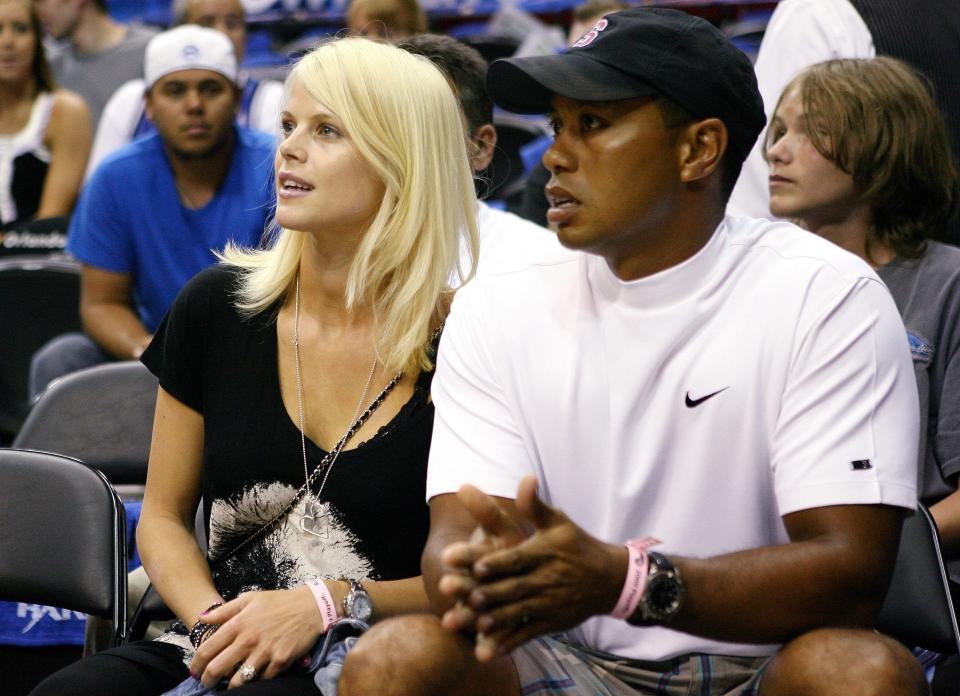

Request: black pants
left=29, top=640, right=321, bottom=696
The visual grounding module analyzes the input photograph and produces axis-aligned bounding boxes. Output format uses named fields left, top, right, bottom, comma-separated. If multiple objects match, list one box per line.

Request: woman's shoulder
left=157, top=265, right=277, bottom=359
left=909, top=242, right=960, bottom=286
left=47, top=89, right=90, bottom=127
left=180, top=264, right=245, bottom=306
left=45, top=89, right=92, bottom=146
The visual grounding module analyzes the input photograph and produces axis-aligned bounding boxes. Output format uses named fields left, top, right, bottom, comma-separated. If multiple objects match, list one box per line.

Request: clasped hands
left=438, top=475, right=628, bottom=662
left=189, top=580, right=347, bottom=689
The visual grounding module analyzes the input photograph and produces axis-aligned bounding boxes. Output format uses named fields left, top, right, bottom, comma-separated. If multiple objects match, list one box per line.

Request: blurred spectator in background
left=765, top=57, right=960, bottom=563
left=33, top=0, right=156, bottom=127
left=398, top=33, right=556, bottom=279
left=765, top=59, right=960, bottom=690
left=566, top=0, right=626, bottom=43
left=728, top=0, right=960, bottom=248
left=0, top=0, right=90, bottom=230
left=87, top=0, right=283, bottom=177
left=347, top=0, right=426, bottom=40
left=29, top=26, right=275, bottom=397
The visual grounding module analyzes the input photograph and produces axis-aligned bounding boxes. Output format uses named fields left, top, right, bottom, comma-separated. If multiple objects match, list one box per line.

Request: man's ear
left=469, top=123, right=497, bottom=173
left=677, top=118, right=727, bottom=185
left=143, top=91, right=153, bottom=123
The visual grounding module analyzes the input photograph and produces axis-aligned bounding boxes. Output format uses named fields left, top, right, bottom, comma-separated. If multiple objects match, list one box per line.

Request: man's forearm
left=930, top=489, right=960, bottom=556
left=636, top=506, right=902, bottom=644
left=81, top=302, right=152, bottom=359
left=422, top=527, right=467, bottom=616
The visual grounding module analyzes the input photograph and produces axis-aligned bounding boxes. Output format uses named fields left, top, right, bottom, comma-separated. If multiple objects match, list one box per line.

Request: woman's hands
left=190, top=581, right=348, bottom=688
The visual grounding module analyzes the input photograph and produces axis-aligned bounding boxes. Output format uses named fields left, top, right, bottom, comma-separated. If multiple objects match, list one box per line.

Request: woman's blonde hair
left=765, top=57, right=959, bottom=261
left=221, top=37, right=478, bottom=375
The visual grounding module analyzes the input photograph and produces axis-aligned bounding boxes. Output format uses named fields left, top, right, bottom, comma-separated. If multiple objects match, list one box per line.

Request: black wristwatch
left=636, top=551, right=685, bottom=625
left=342, top=579, right=373, bottom=622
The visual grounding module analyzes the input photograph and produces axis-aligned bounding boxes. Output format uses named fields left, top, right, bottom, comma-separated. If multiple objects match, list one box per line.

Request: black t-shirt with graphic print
left=141, top=265, right=433, bottom=602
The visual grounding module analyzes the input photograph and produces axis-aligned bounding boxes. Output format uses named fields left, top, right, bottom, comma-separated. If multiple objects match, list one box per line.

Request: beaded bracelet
left=188, top=601, right=224, bottom=649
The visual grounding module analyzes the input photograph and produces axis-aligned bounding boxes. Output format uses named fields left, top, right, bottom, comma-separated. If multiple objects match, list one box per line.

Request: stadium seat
left=14, top=361, right=158, bottom=496
left=0, top=449, right=128, bottom=652
left=0, top=256, right=81, bottom=442
left=877, top=503, right=960, bottom=655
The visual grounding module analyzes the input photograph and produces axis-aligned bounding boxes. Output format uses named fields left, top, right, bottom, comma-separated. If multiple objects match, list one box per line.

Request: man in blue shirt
left=30, top=25, right=276, bottom=397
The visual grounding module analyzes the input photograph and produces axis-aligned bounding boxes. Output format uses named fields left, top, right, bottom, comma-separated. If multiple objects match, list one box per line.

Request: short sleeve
left=86, top=79, right=143, bottom=179
left=933, top=300, right=960, bottom=482
left=426, top=283, right=535, bottom=501
left=66, top=165, right=134, bottom=272
left=772, top=277, right=919, bottom=514
left=249, top=79, right=284, bottom=136
left=140, top=267, right=228, bottom=414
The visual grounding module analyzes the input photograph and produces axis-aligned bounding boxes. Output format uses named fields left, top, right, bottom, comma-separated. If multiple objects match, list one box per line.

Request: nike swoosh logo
left=685, top=387, right=729, bottom=408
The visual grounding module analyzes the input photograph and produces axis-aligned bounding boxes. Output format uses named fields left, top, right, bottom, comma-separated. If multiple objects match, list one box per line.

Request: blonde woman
left=31, top=37, right=478, bottom=696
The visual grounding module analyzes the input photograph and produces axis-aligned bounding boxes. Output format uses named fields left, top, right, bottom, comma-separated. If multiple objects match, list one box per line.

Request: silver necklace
left=293, top=272, right=378, bottom=538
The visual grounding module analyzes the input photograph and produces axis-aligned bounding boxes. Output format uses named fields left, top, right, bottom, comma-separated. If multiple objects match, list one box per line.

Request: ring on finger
left=237, top=663, right=257, bottom=683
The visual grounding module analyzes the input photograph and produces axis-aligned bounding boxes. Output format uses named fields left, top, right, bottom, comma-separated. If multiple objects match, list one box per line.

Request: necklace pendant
left=299, top=500, right=330, bottom=539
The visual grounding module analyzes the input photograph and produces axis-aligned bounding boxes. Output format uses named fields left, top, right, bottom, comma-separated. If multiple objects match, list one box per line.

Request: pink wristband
left=306, top=579, right=339, bottom=631
left=610, top=538, right=658, bottom=620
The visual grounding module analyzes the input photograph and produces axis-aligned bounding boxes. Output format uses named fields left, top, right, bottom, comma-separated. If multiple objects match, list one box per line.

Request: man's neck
left=70, top=8, right=127, bottom=56
left=0, top=79, right=35, bottom=121
left=604, top=202, right=725, bottom=282
left=296, top=235, right=374, bottom=335
left=167, top=133, right=236, bottom=211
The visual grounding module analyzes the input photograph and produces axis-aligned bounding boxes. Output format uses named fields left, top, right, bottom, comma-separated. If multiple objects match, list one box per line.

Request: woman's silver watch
left=342, top=579, right=373, bottom=622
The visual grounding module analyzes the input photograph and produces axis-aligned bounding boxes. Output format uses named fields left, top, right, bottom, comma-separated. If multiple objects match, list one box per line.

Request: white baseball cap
left=144, top=25, right=238, bottom=89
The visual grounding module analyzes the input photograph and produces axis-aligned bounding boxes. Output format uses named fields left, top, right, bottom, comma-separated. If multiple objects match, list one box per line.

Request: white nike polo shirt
left=427, top=215, right=918, bottom=662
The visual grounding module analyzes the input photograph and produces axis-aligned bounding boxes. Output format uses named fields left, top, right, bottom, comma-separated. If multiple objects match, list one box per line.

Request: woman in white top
left=0, top=0, right=90, bottom=229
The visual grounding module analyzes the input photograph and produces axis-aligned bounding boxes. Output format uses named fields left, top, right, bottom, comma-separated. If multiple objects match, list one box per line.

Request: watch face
left=350, top=592, right=373, bottom=621
left=647, top=574, right=682, bottom=618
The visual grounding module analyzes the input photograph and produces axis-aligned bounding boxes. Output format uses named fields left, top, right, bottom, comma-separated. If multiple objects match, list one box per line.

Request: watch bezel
left=343, top=579, right=373, bottom=622
left=638, top=551, right=684, bottom=624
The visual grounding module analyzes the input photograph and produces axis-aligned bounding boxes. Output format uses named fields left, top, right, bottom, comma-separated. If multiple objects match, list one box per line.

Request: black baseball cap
left=486, top=7, right=765, bottom=165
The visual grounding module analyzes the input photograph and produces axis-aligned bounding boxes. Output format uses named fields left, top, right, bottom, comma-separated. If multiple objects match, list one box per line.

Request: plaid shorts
left=512, top=636, right=770, bottom=696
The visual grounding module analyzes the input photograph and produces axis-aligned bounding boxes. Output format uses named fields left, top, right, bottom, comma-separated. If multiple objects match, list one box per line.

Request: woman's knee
left=30, top=643, right=185, bottom=696
left=29, top=655, right=126, bottom=696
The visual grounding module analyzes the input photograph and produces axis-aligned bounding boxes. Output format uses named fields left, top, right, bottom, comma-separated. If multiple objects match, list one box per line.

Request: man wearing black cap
left=338, top=8, right=926, bottom=695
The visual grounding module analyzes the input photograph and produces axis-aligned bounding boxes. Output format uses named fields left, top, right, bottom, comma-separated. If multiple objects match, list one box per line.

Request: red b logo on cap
left=572, top=17, right=609, bottom=48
